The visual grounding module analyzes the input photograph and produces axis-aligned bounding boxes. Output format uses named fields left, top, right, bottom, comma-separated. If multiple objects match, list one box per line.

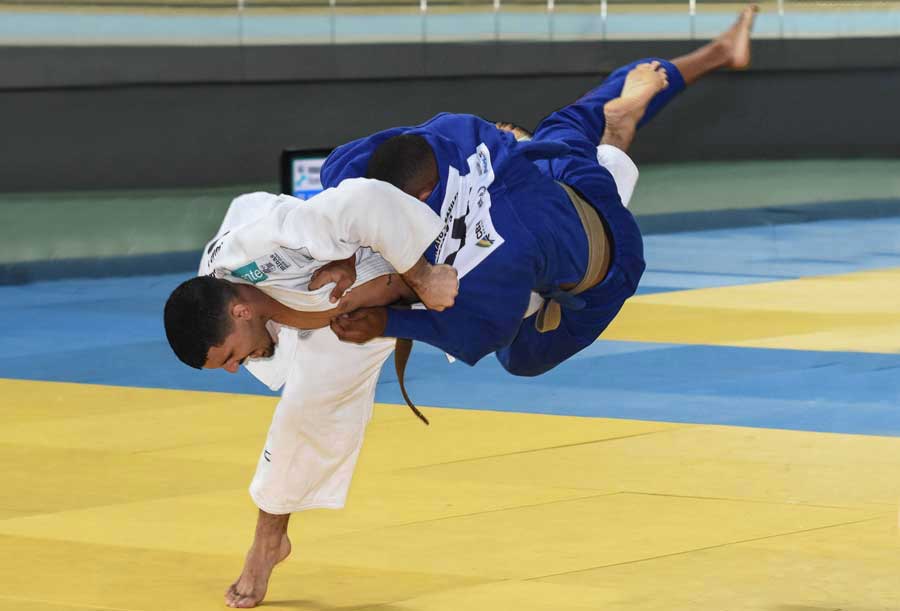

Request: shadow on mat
left=775, top=605, right=858, bottom=611
left=264, top=600, right=409, bottom=611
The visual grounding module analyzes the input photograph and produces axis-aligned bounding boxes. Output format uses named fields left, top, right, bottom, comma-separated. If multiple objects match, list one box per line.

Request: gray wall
left=1, top=38, right=898, bottom=192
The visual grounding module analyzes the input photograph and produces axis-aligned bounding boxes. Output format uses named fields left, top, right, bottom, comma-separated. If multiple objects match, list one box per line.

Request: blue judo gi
left=321, top=58, right=686, bottom=376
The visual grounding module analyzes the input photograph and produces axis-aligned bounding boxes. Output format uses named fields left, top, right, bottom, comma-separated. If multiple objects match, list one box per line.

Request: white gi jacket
left=198, top=179, right=442, bottom=513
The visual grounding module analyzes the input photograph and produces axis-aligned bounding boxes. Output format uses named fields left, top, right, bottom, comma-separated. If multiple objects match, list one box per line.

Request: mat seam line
left=618, top=490, right=875, bottom=511
left=524, top=514, right=888, bottom=581
left=390, top=426, right=688, bottom=472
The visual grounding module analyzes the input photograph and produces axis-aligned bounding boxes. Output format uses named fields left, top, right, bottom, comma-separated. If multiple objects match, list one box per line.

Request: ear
left=415, top=170, right=438, bottom=202
left=230, top=301, right=253, bottom=321
left=416, top=186, right=434, bottom=202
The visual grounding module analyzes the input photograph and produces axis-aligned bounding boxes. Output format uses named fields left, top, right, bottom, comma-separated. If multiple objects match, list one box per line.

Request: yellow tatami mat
left=605, top=267, right=900, bottom=353
left=1, top=378, right=899, bottom=611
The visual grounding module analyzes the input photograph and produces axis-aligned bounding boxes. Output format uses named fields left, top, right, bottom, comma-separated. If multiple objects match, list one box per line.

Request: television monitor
left=280, top=148, right=333, bottom=200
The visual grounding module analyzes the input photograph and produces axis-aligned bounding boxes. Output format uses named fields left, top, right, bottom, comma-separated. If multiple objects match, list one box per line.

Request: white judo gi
left=198, top=149, right=639, bottom=515
left=198, top=178, right=442, bottom=513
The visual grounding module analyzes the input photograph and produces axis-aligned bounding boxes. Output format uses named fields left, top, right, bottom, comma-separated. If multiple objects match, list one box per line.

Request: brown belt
left=394, top=337, right=429, bottom=425
left=534, top=182, right=612, bottom=333
left=394, top=182, right=610, bottom=425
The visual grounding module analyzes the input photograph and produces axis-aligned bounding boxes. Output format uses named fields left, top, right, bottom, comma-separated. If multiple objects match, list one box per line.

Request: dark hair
left=164, top=276, right=238, bottom=369
left=366, top=134, right=438, bottom=196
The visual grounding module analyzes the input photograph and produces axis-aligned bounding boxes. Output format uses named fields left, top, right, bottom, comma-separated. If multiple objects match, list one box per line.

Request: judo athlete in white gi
left=163, top=9, right=757, bottom=606
left=165, top=178, right=459, bottom=608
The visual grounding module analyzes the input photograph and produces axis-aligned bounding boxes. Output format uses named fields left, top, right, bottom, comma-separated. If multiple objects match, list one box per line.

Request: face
left=203, top=303, right=275, bottom=373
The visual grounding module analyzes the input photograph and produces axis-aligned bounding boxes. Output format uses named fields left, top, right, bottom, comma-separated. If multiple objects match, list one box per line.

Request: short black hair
left=164, top=276, right=238, bottom=369
left=366, top=134, right=438, bottom=196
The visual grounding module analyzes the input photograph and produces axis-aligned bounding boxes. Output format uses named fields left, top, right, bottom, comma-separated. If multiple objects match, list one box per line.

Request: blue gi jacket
left=321, top=113, right=623, bottom=366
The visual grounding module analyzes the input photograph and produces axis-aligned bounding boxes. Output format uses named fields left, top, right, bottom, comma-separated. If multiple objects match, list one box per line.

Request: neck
left=236, top=283, right=338, bottom=331
left=239, top=284, right=336, bottom=331
left=235, top=284, right=279, bottom=322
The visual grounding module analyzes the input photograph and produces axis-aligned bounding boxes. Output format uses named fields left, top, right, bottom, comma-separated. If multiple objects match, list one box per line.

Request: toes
left=227, top=591, right=257, bottom=609
left=656, top=67, right=669, bottom=89
left=740, top=4, right=759, bottom=22
left=235, top=596, right=259, bottom=609
left=226, top=583, right=256, bottom=608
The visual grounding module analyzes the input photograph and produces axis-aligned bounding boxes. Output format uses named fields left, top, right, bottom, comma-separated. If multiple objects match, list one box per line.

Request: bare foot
left=716, top=5, right=758, bottom=70
left=495, top=121, right=533, bottom=141
left=619, top=61, right=669, bottom=109
left=600, top=61, right=669, bottom=151
left=225, top=533, right=292, bottom=608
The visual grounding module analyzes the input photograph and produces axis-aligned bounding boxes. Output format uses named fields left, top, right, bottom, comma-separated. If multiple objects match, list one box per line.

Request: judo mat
left=1, top=211, right=899, bottom=609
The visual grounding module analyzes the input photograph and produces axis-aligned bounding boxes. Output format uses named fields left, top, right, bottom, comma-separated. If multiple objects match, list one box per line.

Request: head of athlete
left=163, top=135, right=436, bottom=373
left=164, top=276, right=275, bottom=373
left=367, top=134, right=438, bottom=202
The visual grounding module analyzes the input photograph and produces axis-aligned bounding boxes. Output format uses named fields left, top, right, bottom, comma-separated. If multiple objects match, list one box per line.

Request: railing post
left=777, top=0, right=785, bottom=38
left=601, top=0, right=607, bottom=40
left=548, top=0, right=555, bottom=41
left=688, top=0, right=696, bottom=39
left=420, top=0, right=427, bottom=42
left=237, top=0, right=245, bottom=45
left=329, top=0, right=337, bottom=44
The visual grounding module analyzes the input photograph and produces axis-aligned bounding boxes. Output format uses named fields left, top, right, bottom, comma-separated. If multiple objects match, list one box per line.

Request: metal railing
left=0, top=0, right=897, bottom=44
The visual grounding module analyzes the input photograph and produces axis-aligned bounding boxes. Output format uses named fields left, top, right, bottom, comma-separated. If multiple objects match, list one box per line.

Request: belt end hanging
left=394, top=338, right=430, bottom=426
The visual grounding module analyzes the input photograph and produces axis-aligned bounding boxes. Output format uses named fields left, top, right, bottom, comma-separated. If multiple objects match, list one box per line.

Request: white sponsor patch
left=433, top=143, right=504, bottom=279
left=253, top=249, right=295, bottom=276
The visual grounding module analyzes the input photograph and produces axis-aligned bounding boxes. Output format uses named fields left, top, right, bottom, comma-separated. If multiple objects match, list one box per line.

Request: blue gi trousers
left=496, top=58, right=687, bottom=376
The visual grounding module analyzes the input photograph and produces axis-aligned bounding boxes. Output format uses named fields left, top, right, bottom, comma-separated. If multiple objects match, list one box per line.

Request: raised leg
left=672, top=5, right=758, bottom=85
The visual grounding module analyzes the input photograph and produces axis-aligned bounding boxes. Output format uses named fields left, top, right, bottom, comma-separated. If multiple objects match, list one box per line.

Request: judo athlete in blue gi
left=324, top=6, right=758, bottom=376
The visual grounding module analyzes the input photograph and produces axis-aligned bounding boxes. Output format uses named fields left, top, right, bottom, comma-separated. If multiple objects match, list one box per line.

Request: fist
left=331, top=307, right=388, bottom=344
left=420, top=264, right=459, bottom=311
left=402, top=258, right=459, bottom=311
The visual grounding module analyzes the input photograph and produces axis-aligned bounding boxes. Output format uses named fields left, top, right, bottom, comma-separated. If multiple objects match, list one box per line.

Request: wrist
left=401, top=257, right=429, bottom=289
